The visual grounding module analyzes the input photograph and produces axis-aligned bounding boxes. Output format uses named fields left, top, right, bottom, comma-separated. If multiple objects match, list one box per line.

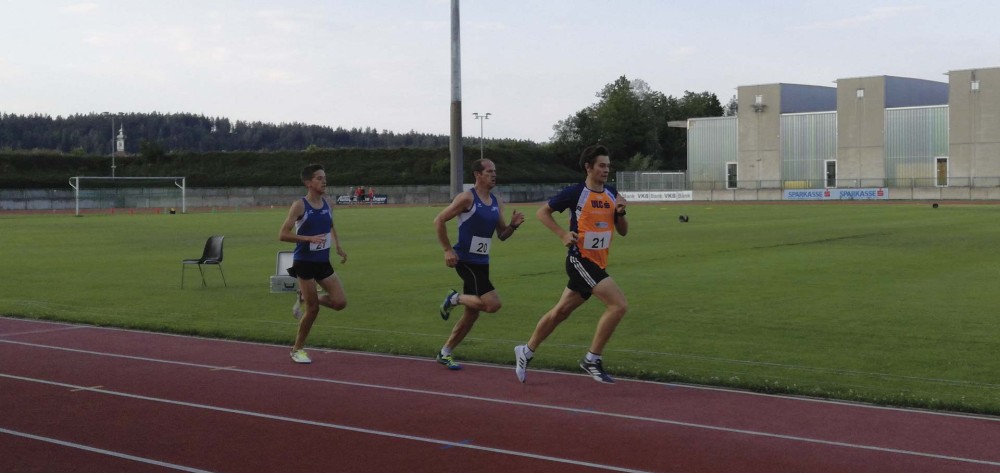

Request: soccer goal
left=615, top=171, right=688, bottom=191
left=68, top=176, right=186, bottom=216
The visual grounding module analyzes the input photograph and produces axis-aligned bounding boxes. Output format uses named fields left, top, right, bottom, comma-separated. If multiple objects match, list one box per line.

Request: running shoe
left=439, top=289, right=458, bottom=320
left=580, top=358, right=614, bottom=384
left=292, top=291, right=303, bottom=320
left=290, top=349, right=312, bottom=364
left=436, top=353, right=462, bottom=370
left=514, top=344, right=533, bottom=383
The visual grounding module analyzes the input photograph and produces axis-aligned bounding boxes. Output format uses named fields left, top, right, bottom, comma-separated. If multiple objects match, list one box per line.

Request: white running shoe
left=290, top=349, right=312, bottom=364
left=514, top=344, right=533, bottom=383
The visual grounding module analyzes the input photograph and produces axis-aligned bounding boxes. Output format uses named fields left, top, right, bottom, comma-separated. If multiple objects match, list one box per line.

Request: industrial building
left=683, top=66, right=1000, bottom=200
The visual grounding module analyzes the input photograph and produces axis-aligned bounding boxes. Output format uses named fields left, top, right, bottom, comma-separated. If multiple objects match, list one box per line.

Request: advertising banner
left=335, top=195, right=388, bottom=205
left=783, top=188, right=888, bottom=201
left=619, top=190, right=693, bottom=202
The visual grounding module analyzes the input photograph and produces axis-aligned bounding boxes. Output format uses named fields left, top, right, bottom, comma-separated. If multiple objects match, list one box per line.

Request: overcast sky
left=2, top=1, right=998, bottom=143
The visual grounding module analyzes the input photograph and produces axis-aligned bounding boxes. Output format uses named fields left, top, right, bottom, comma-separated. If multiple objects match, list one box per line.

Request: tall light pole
left=102, top=112, right=117, bottom=177
left=449, top=0, right=463, bottom=197
left=473, top=112, right=490, bottom=160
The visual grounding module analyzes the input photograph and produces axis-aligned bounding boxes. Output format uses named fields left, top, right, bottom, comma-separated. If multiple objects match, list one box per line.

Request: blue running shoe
left=436, top=353, right=462, bottom=370
left=580, top=358, right=614, bottom=384
left=439, top=289, right=458, bottom=320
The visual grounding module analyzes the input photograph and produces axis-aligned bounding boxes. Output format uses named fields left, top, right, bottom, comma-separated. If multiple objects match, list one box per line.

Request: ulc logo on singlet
left=577, top=201, right=611, bottom=212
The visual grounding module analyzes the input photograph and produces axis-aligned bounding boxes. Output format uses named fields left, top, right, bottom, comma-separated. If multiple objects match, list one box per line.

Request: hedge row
left=0, top=147, right=582, bottom=188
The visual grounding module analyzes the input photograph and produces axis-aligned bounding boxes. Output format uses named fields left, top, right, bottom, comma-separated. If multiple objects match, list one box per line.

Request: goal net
left=615, top=171, right=688, bottom=191
left=68, top=176, right=186, bottom=216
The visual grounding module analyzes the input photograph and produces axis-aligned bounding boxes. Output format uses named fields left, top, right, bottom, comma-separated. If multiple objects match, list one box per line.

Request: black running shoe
left=580, top=358, right=614, bottom=384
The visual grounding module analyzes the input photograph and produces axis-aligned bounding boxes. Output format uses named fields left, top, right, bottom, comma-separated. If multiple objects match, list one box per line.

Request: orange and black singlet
left=546, top=182, right=619, bottom=269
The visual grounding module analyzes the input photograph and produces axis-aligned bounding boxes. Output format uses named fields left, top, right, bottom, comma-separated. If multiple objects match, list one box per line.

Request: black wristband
left=616, top=210, right=626, bottom=217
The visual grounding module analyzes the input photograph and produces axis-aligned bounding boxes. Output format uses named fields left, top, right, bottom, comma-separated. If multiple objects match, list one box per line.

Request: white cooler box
left=270, top=251, right=299, bottom=293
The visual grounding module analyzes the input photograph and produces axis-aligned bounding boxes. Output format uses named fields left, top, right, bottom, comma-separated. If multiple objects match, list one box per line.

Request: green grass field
left=2, top=202, right=1000, bottom=414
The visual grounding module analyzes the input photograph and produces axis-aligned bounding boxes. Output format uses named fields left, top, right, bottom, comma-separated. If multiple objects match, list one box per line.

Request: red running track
left=2, top=316, right=999, bottom=472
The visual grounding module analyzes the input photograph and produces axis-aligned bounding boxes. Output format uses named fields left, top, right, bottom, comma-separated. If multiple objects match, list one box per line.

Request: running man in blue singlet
left=279, top=164, right=348, bottom=364
left=433, top=159, right=525, bottom=370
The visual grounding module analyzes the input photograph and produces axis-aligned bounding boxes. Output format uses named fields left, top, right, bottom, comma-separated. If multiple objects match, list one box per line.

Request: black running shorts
left=455, top=262, right=495, bottom=297
left=565, top=255, right=609, bottom=300
left=288, top=260, right=335, bottom=281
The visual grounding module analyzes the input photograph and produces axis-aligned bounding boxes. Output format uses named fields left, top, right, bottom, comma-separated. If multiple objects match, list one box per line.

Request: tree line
left=0, top=147, right=583, bottom=189
left=0, top=112, right=528, bottom=155
left=1, top=75, right=728, bottom=172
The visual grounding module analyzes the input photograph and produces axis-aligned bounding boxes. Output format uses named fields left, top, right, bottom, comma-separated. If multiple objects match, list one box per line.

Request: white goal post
left=68, top=176, right=186, bottom=216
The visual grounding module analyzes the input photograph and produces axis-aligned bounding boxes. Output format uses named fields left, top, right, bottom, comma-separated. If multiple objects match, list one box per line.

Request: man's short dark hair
left=471, top=158, right=492, bottom=174
left=301, top=164, right=324, bottom=181
left=579, top=145, right=609, bottom=171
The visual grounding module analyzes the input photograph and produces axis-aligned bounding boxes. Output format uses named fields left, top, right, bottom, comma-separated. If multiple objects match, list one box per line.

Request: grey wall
left=836, top=76, right=888, bottom=181
left=0, top=183, right=569, bottom=212
left=737, top=84, right=782, bottom=188
left=949, top=67, right=1000, bottom=184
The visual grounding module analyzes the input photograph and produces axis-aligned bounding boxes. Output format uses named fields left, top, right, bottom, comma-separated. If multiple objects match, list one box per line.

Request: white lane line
left=0, top=426, right=212, bottom=473
left=2, top=339, right=999, bottom=468
left=0, top=325, right=88, bottom=338
left=0, top=373, right=647, bottom=473
left=4, top=316, right=997, bottom=423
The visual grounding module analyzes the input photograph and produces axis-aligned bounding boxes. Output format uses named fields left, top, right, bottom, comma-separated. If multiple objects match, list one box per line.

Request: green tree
left=724, top=94, right=738, bottom=116
left=550, top=76, right=723, bottom=171
left=620, top=152, right=663, bottom=172
left=139, top=139, right=166, bottom=163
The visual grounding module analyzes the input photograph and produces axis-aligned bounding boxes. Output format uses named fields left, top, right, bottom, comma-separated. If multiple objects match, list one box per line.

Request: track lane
left=3, top=317, right=999, bottom=472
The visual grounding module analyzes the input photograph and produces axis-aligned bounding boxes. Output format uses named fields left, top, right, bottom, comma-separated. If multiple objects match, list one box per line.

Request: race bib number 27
left=309, top=233, right=332, bottom=251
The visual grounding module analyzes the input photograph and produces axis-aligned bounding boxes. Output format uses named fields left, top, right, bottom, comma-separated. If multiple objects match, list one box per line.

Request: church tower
left=115, top=124, right=125, bottom=156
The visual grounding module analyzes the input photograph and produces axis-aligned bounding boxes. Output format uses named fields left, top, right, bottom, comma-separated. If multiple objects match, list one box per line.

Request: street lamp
left=472, top=112, right=491, bottom=160
left=101, top=112, right=118, bottom=177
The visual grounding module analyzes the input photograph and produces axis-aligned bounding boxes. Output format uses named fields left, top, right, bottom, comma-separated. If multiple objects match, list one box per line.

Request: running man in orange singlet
left=514, top=145, right=629, bottom=383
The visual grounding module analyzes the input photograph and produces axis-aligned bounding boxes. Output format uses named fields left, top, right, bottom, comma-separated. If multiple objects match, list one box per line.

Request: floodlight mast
left=473, top=112, right=490, bottom=160
left=101, top=112, right=118, bottom=177
left=449, top=0, right=464, bottom=197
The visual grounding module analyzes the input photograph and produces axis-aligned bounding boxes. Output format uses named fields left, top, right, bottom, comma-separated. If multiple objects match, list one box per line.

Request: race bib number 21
left=586, top=231, right=611, bottom=250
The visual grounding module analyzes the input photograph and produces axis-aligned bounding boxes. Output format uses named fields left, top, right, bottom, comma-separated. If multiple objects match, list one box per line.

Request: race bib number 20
left=470, top=236, right=491, bottom=255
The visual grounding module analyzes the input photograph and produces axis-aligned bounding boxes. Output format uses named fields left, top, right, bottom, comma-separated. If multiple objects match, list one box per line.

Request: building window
left=936, top=157, right=949, bottom=187
left=856, top=88, right=865, bottom=99
left=726, top=162, right=738, bottom=189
